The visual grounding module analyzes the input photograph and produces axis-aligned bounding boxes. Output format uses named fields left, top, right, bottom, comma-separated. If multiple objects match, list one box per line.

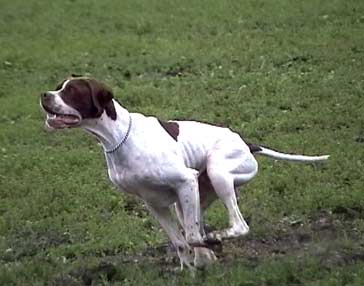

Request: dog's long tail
left=248, top=144, right=329, bottom=162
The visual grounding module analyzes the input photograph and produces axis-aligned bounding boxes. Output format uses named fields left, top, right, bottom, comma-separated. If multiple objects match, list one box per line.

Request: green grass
left=1, top=0, right=364, bottom=285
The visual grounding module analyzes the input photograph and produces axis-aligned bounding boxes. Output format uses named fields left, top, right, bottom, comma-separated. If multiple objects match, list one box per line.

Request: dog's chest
left=106, top=155, right=178, bottom=206
left=106, top=160, right=143, bottom=193
left=107, top=167, right=128, bottom=191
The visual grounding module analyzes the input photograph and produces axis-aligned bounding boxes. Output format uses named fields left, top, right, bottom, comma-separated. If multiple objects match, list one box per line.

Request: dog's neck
left=82, top=100, right=131, bottom=152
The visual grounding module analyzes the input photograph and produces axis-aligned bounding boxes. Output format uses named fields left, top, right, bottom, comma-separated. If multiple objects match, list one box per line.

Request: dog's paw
left=194, top=247, right=217, bottom=269
left=206, top=231, right=223, bottom=242
left=204, top=235, right=223, bottom=245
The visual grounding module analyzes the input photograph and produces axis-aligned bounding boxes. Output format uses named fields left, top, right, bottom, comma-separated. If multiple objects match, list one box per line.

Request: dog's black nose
left=41, top=92, right=54, bottom=104
left=41, top=92, right=51, bottom=99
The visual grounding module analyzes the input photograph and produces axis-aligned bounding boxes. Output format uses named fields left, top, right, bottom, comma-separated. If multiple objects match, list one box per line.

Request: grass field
left=1, top=0, right=364, bottom=284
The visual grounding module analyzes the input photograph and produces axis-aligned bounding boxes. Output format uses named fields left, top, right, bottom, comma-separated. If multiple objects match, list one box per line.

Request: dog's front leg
left=145, top=203, right=194, bottom=270
left=175, top=170, right=204, bottom=247
left=174, top=201, right=217, bottom=268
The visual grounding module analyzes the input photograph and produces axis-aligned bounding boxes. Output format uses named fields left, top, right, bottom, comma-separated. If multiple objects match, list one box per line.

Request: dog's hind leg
left=205, top=139, right=258, bottom=241
left=205, top=173, right=249, bottom=241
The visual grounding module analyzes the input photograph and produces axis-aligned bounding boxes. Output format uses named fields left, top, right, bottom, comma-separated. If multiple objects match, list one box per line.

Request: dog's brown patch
left=59, top=78, right=116, bottom=120
left=247, top=143, right=262, bottom=153
left=158, top=120, right=179, bottom=141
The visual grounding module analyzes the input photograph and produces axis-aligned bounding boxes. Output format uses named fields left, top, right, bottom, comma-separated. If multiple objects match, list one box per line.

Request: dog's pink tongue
left=47, top=118, right=65, bottom=128
left=47, top=115, right=79, bottom=128
left=59, top=115, right=79, bottom=124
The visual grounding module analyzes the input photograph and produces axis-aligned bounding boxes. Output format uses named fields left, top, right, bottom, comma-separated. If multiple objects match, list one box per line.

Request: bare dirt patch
left=221, top=211, right=364, bottom=266
left=53, top=210, right=364, bottom=286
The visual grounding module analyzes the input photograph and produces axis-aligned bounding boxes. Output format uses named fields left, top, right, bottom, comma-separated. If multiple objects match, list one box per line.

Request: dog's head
left=40, top=77, right=116, bottom=129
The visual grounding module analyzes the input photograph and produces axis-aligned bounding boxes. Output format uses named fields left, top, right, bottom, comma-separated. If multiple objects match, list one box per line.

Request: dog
left=40, top=77, right=329, bottom=269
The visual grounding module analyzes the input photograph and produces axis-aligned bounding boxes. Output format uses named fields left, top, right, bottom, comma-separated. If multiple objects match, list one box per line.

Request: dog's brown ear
left=89, top=79, right=117, bottom=120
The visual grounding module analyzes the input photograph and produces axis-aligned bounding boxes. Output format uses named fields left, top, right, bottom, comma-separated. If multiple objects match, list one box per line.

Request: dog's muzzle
left=40, top=92, right=81, bottom=129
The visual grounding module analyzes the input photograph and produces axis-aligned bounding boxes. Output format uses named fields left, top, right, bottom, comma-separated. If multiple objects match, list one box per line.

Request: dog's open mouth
left=46, top=112, right=81, bottom=129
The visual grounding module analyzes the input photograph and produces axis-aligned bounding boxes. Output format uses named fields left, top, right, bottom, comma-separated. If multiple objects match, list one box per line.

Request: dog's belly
left=135, top=184, right=178, bottom=207
left=109, top=168, right=178, bottom=206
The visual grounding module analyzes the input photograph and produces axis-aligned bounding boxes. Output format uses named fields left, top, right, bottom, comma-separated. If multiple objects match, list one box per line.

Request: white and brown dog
left=40, top=77, right=329, bottom=269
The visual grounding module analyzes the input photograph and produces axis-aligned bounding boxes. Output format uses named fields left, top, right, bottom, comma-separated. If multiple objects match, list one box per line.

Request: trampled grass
left=1, top=0, right=364, bottom=285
